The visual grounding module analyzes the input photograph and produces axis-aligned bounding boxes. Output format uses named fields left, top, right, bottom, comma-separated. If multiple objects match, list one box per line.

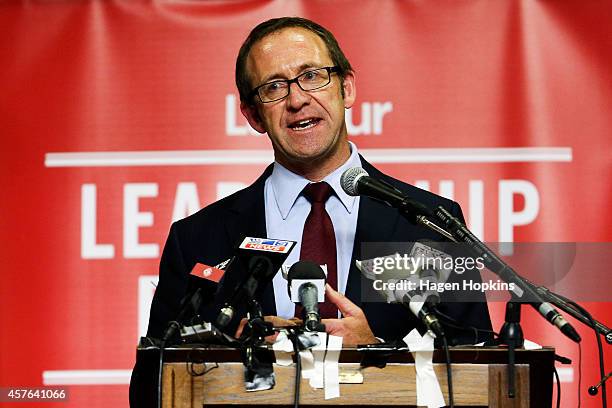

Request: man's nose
left=286, top=81, right=311, bottom=109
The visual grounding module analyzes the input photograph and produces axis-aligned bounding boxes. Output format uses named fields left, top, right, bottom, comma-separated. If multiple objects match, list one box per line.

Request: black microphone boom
left=434, top=206, right=582, bottom=343
left=344, top=167, right=582, bottom=344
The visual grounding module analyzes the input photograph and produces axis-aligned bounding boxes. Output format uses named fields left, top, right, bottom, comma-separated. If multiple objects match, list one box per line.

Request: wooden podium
left=135, top=346, right=554, bottom=407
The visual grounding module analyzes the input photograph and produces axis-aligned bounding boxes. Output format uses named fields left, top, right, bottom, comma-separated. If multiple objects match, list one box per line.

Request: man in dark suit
left=145, top=16, right=492, bottom=346
left=131, top=16, right=492, bottom=406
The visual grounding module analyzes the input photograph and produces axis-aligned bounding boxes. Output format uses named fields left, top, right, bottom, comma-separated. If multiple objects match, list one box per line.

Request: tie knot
left=302, top=182, right=333, bottom=203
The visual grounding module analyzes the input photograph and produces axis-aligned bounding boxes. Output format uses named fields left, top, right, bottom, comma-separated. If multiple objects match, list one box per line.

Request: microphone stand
left=240, top=297, right=274, bottom=349
left=431, top=206, right=588, bottom=397
left=405, top=206, right=556, bottom=398
left=393, top=206, right=527, bottom=397
left=384, top=188, right=609, bottom=403
left=497, top=300, right=524, bottom=398
left=238, top=297, right=276, bottom=392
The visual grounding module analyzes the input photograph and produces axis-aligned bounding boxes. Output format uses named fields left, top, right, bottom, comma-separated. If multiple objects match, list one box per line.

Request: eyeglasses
left=250, top=66, right=340, bottom=103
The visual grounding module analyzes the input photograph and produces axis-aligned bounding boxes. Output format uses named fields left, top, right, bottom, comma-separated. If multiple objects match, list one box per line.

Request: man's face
left=241, top=27, right=356, bottom=175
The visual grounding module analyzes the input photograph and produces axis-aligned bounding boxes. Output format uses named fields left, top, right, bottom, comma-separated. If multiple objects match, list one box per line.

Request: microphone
left=215, top=237, right=296, bottom=329
left=162, top=287, right=204, bottom=343
left=159, top=258, right=232, bottom=344
left=533, top=302, right=581, bottom=343
left=287, top=261, right=326, bottom=332
left=341, top=167, right=432, bottom=221
left=394, top=265, right=446, bottom=338
left=356, top=241, right=451, bottom=337
left=216, top=255, right=274, bottom=328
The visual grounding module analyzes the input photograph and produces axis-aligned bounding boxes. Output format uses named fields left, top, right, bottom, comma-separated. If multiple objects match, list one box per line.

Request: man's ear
left=342, top=70, right=357, bottom=109
left=240, top=101, right=267, bottom=134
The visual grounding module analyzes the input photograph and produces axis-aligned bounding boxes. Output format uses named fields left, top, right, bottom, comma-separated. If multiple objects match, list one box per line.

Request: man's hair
left=235, top=17, right=353, bottom=105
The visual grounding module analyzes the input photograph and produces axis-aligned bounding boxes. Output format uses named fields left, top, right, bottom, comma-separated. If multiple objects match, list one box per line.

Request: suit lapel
left=345, top=157, right=403, bottom=305
left=224, top=167, right=270, bottom=245
left=222, top=164, right=278, bottom=315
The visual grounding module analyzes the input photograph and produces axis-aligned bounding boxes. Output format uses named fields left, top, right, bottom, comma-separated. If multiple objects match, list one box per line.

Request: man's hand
left=322, top=284, right=378, bottom=345
left=234, top=316, right=302, bottom=343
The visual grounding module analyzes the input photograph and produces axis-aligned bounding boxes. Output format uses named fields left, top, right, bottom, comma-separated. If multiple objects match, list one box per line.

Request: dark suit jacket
left=130, top=156, right=492, bottom=407
left=146, top=156, right=492, bottom=342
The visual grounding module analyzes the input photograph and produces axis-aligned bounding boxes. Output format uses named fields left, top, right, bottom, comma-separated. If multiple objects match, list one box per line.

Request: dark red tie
left=300, top=182, right=338, bottom=318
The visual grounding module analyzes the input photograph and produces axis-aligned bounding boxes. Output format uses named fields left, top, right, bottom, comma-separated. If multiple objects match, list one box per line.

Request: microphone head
left=216, top=305, right=234, bottom=328
left=248, top=255, right=274, bottom=280
left=287, top=261, right=326, bottom=303
left=287, top=260, right=326, bottom=281
left=341, top=167, right=368, bottom=196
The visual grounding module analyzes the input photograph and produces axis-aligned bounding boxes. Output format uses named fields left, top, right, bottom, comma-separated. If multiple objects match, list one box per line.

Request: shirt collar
left=269, top=141, right=361, bottom=220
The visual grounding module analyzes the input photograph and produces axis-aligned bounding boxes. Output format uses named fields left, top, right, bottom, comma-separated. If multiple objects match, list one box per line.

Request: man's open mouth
left=288, top=118, right=321, bottom=130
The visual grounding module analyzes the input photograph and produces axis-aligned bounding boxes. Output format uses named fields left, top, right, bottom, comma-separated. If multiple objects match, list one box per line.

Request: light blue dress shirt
left=264, top=142, right=362, bottom=319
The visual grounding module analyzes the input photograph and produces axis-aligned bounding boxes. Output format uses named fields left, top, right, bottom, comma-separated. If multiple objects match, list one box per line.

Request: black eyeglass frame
left=249, top=66, right=340, bottom=103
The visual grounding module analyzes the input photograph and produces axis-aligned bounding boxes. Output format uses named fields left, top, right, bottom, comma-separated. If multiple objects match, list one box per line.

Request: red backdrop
left=1, top=1, right=610, bottom=406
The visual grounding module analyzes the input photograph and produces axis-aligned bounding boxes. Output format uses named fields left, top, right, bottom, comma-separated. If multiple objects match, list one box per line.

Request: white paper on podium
left=309, top=332, right=327, bottom=389
left=272, top=331, right=294, bottom=366
left=324, top=335, right=342, bottom=399
left=403, top=329, right=446, bottom=408
left=299, top=349, right=315, bottom=379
